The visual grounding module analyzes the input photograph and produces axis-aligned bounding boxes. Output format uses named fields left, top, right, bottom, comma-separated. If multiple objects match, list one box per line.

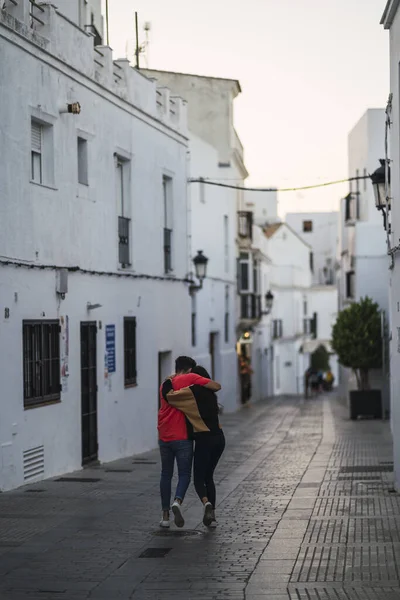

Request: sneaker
left=208, top=519, right=217, bottom=529
left=171, top=500, right=185, bottom=528
left=203, top=502, right=213, bottom=527
left=159, top=518, right=170, bottom=529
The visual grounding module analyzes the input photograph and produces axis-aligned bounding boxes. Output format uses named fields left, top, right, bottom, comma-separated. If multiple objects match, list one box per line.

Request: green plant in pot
left=331, top=297, right=382, bottom=420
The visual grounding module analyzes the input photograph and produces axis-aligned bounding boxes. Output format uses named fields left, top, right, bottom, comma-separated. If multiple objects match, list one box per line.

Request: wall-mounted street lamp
left=371, top=159, right=391, bottom=231
left=87, top=302, right=102, bottom=311
left=189, top=250, right=209, bottom=295
left=261, top=290, right=274, bottom=315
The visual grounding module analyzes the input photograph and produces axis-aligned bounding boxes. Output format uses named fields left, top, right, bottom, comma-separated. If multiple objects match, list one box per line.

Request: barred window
left=124, top=317, right=137, bottom=386
left=23, top=320, right=61, bottom=408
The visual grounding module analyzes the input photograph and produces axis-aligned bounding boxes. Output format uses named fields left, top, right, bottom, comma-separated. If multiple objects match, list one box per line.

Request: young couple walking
left=158, top=355, right=225, bottom=529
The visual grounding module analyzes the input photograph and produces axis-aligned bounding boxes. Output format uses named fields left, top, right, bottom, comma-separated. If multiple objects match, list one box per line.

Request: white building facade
left=286, top=212, right=339, bottom=286
left=381, top=0, right=400, bottom=489
left=266, top=224, right=313, bottom=396
left=337, top=108, right=390, bottom=413
left=0, top=1, right=191, bottom=490
left=142, top=69, right=249, bottom=411
left=285, top=212, right=339, bottom=385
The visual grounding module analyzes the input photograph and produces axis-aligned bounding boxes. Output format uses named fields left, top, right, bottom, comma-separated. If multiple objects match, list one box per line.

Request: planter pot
left=349, top=390, right=382, bottom=420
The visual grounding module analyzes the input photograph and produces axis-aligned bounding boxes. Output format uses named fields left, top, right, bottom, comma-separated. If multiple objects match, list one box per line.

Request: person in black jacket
left=162, top=365, right=225, bottom=528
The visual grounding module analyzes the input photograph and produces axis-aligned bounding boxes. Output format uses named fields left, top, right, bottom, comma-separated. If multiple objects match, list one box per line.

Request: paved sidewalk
left=0, top=395, right=398, bottom=599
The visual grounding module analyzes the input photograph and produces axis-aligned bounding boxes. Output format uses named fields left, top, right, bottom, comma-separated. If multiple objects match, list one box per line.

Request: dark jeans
left=193, top=433, right=226, bottom=508
left=159, top=440, right=193, bottom=511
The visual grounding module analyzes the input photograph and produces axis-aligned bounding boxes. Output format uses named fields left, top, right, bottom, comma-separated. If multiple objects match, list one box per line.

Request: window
left=224, top=285, right=229, bottom=343
left=191, top=295, right=197, bottom=347
left=224, top=215, right=229, bottom=273
left=23, top=320, right=61, bottom=408
left=124, top=317, right=137, bottom=386
left=303, top=220, right=313, bottom=232
left=116, top=157, right=131, bottom=266
left=356, top=169, right=360, bottom=196
left=239, top=252, right=250, bottom=292
left=363, top=167, right=367, bottom=192
left=31, top=121, right=42, bottom=184
left=303, top=318, right=312, bottom=335
left=163, top=176, right=173, bottom=273
left=272, top=319, right=283, bottom=339
left=311, top=312, right=318, bottom=339
left=346, top=271, right=355, bottom=299
left=77, top=137, right=88, bottom=185
left=303, top=297, right=308, bottom=316
left=310, top=252, right=314, bottom=273
left=253, top=260, right=259, bottom=294
left=30, top=118, right=54, bottom=186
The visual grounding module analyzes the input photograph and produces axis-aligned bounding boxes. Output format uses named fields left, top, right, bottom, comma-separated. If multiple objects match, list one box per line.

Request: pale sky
left=104, top=0, right=389, bottom=217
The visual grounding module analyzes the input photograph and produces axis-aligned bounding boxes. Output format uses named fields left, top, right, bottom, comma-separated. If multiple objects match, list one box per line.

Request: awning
left=300, top=339, right=333, bottom=354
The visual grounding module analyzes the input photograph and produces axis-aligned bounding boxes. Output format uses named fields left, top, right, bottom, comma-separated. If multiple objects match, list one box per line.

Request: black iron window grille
left=124, top=317, right=137, bottom=386
left=164, top=228, right=172, bottom=273
left=23, top=320, right=61, bottom=408
left=240, top=293, right=261, bottom=319
left=119, top=216, right=131, bottom=266
left=191, top=312, right=196, bottom=347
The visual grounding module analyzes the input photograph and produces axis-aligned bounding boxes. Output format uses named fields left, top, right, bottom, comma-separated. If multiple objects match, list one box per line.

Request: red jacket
left=158, top=373, right=209, bottom=442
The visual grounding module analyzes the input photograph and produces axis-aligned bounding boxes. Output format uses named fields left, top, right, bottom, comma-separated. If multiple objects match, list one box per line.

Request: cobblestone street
left=0, top=395, right=398, bottom=599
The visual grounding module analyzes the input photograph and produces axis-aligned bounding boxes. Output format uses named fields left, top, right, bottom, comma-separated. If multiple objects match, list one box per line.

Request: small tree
left=311, top=345, right=330, bottom=372
left=331, top=297, right=382, bottom=390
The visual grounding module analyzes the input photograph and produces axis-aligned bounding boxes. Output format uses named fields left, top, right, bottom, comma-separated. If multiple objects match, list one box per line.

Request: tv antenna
left=134, top=13, right=151, bottom=69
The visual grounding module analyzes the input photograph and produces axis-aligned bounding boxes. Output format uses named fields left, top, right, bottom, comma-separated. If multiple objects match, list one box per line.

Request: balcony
left=240, top=293, right=261, bottom=320
left=238, top=211, right=253, bottom=240
left=118, top=216, right=130, bottom=266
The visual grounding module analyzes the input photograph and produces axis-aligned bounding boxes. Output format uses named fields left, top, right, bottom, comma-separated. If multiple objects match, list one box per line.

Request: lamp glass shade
left=371, top=160, right=390, bottom=209
left=265, top=291, right=274, bottom=311
left=193, top=250, right=208, bottom=281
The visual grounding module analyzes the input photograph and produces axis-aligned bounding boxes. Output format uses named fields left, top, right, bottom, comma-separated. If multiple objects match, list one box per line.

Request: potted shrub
left=331, top=297, right=383, bottom=420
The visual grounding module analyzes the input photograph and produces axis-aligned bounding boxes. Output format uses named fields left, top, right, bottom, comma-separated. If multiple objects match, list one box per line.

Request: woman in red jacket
left=158, top=356, right=221, bottom=529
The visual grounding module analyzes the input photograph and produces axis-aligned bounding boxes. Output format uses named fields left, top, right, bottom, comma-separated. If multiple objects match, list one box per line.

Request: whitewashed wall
left=268, top=225, right=312, bottom=396
left=0, top=2, right=190, bottom=490
left=189, top=135, right=239, bottom=411
left=382, top=2, right=400, bottom=488
left=286, top=212, right=339, bottom=285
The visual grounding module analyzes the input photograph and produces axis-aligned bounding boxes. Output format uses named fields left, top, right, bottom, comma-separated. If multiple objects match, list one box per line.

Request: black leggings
left=193, top=433, right=225, bottom=508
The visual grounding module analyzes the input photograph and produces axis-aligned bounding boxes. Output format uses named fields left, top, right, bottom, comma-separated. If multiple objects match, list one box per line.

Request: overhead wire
left=189, top=175, right=370, bottom=193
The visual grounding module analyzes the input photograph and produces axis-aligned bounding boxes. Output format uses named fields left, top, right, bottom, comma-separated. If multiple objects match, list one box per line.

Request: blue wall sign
left=105, top=325, right=116, bottom=373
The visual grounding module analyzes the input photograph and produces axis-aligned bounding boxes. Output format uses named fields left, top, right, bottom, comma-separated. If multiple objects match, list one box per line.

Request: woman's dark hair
left=192, top=365, right=211, bottom=379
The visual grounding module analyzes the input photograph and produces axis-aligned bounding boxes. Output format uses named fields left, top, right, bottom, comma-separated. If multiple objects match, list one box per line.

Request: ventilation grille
left=23, top=445, right=44, bottom=481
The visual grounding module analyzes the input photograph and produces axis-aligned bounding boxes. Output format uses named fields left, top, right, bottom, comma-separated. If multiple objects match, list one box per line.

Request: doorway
left=80, top=322, right=98, bottom=465
left=158, top=351, right=172, bottom=408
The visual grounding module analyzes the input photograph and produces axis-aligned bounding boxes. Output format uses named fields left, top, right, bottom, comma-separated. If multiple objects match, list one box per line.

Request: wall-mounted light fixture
left=189, top=250, right=209, bottom=295
left=371, top=159, right=391, bottom=231
left=59, top=103, right=81, bottom=115
left=261, top=290, right=274, bottom=315
left=87, top=302, right=102, bottom=311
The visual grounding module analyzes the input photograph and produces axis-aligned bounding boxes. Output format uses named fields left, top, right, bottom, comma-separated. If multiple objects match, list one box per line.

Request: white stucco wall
left=286, top=212, right=339, bottom=285
left=337, top=107, right=390, bottom=412
left=383, top=1, right=400, bottom=488
left=0, top=2, right=190, bottom=490
left=189, top=136, right=239, bottom=411
left=268, top=224, right=312, bottom=396
left=244, top=190, right=279, bottom=227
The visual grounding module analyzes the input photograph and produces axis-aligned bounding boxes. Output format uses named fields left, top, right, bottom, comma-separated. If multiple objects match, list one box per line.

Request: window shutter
left=31, top=122, right=42, bottom=153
